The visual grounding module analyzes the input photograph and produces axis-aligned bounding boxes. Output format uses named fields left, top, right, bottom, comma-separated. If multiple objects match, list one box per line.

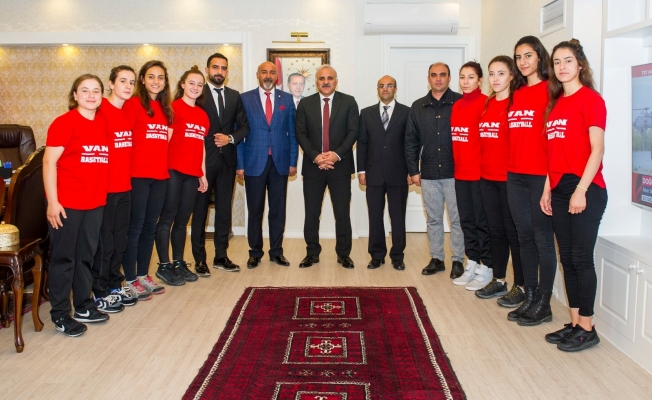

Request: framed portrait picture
left=267, top=48, right=330, bottom=102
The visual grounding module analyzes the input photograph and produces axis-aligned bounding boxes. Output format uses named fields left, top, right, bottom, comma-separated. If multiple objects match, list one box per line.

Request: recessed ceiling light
left=223, top=44, right=229, bottom=46
left=143, top=43, right=150, bottom=46
left=62, top=44, right=69, bottom=47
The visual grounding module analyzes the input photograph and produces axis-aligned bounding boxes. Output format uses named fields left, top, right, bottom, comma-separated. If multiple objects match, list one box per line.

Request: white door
left=388, top=46, right=465, bottom=232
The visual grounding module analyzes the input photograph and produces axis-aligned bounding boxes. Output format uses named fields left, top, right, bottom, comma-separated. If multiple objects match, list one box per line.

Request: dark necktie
left=323, top=98, right=330, bottom=152
left=265, top=92, right=272, bottom=155
left=214, top=87, right=225, bottom=123
left=382, top=105, right=390, bottom=130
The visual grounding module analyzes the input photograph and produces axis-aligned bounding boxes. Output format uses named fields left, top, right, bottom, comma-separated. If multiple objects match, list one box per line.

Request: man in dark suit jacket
left=295, top=65, right=360, bottom=269
left=237, top=61, right=298, bottom=269
left=357, top=75, right=411, bottom=271
left=191, top=53, right=249, bottom=275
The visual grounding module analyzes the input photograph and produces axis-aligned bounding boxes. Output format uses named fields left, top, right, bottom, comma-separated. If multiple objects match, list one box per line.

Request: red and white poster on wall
left=632, top=63, right=652, bottom=210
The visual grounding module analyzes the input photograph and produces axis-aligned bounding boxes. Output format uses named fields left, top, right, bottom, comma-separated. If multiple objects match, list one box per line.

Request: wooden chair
left=0, top=147, right=47, bottom=352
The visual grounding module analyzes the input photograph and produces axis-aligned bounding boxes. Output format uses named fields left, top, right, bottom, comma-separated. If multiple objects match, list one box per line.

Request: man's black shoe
left=195, top=261, right=211, bottom=277
left=213, top=257, right=240, bottom=272
left=271, top=255, right=290, bottom=266
left=299, top=255, right=319, bottom=268
left=247, top=256, right=261, bottom=269
left=450, top=260, right=464, bottom=279
left=337, top=255, right=354, bottom=269
left=392, top=260, right=406, bottom=271
left=422, top=258, right=445, bottom=275
left=367, top=258, right=384, bottom=269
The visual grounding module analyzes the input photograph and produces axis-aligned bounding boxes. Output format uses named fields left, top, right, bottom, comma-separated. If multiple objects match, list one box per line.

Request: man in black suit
left=357, top=75, right=411, bottom=271
left=191, top=53, right=249, bottom=275
left=295, top=65, right=360, bottom=269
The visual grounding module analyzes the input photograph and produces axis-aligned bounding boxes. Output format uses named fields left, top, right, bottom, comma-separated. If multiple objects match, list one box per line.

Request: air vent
left=540, top=0, right=565, bottom=35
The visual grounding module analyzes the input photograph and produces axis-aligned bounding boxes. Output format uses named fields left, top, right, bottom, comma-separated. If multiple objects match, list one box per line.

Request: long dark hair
left=484, top=55, right=516, bottom=111
left=545, top=39, right=597, bottom=120
left=135, top=60, right=173, bottom=124
left=513, top=35, right=550, bottom=90
left=68, top=74, right=103, bottom=110
left=174, top=65, right=205, bottom=100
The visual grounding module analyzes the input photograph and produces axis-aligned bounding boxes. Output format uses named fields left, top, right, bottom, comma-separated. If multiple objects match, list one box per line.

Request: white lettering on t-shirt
left=146, top=124, right=168, bottom=140
left=80, top=145, right=109, bottom=164
left=146, top=133, right=168, bottom=140
left=479, top=122, right=500, bottom=139
left=451, top=126, right=469, bottom=142
left=183, top=123, right=206, bottom=140
left=113, top=131, right=132, bottom=149
left=508, top=109, right=535, bottom=128
left=546, top=118, right=567, bottom=140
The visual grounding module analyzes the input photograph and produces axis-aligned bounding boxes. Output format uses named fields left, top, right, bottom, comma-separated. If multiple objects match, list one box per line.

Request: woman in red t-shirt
left=450, top=61, right=492, bottom=290
left=122, top=60, right=173, bottom=298
left=91, top=65, right=140, bottom=312
left=475, top=56, right=524, bottom=305
left=44, top=74, right=110, bottom=336
left=540, top=39, right=607, bottom=352
left=506, top=36, right=558, bottom=326
left=154, top=66, right=209, bottom=286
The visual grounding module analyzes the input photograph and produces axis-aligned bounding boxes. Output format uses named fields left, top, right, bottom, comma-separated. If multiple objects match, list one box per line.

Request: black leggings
left=155, top=170, right=199, bottom=264
left=480, top=179, right=523, bottom=283
left=552, top=174, right=607, bottom=317
left=455, top=179, right=491, bottom=266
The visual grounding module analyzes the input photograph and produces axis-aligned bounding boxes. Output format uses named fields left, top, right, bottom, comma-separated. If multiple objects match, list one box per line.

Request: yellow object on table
left=0, top=221, right=19, bottom=248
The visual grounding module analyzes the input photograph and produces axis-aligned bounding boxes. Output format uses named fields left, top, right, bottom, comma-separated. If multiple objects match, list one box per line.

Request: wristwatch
left=228, top=135, right=234, bottom=144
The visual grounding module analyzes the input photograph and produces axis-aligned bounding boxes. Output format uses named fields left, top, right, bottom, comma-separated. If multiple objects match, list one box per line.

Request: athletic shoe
left=557, top=325, right=600, bottom=352
left=497, top=284, right=525, bottom=308
left=54, top=315, right=87, bottom=337
left=453, top=260, right=477, bottom=286
left=466, top=264, right=493, bottom=291
left=110, top=286, right=138, bottom=306
left=174, top=260, right=198, bottom=282
left=195, top=261, right=211, bottom=277
left=475, top=278, right=508, bottom=299
left=94, top=294, right=125, bottom=314
left=73, top=308, right=110, bottom=323
left=545, top=323, right=575, bottom=344
left=155, top=263, right=185, bottom=286
left=127, top=279, right=153, bottom=301
left=139, top=275, right=166, bottom=294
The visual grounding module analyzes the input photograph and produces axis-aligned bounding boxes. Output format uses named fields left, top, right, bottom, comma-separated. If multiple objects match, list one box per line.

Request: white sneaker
left=453, top=260, right=477, bottom=286
left=466, top=264, right=493, bottom=291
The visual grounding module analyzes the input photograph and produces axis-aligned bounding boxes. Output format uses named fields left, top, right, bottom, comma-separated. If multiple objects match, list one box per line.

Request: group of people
left=44, top=35, right=607, bottom=353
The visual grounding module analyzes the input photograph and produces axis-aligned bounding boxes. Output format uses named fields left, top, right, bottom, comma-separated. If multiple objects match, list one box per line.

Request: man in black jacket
left=405, top=62, right=465, bottom=277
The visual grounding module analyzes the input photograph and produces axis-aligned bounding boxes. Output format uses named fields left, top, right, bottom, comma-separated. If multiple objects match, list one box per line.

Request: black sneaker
left=213, top=257, right=240, bottom=272
left=475, top=278, right=508, bottom=299
left=497, top=284, right=526, bottom=308
left=545, top=323, right=575, bottom=344
left=156, top=262, right=186, bottom=286
left=195, top=261, right=211, bottom=277
left=94, top=294, right=125, bottom=313
left=174, top=260, right=199, bottom=282
left=54, top=315, right=87, bottom=337
left=557, top=325, right=600, bottom=352
left=73, top=308, right=109, bottom=323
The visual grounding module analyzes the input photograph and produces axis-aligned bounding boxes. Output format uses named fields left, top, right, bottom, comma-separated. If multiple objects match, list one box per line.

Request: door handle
left=628, top=264, right=636, bottom=271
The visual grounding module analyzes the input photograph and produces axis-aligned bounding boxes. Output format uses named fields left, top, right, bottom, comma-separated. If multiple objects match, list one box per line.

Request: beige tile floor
left=0, top=233, right=650, bottom=399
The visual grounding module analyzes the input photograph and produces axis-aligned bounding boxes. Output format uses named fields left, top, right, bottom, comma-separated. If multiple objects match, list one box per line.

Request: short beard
left=209, top=74, right=225, bottom=87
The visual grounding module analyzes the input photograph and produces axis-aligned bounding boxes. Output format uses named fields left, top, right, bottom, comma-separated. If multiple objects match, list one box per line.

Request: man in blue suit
left=237, top=61, right=298, bottom=269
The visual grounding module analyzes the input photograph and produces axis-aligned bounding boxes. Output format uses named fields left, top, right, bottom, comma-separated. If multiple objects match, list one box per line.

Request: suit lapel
left=270, top=91, right=283, bottom=126
left=329, top=91, right=342, bottom=125
left=250, top=89, right=266, bottom=124
left=374, top=102, right=386, bottom=132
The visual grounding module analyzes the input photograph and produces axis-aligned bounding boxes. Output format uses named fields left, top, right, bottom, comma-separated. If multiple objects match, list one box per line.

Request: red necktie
left=265, top=92, right=273, bottom=155
left=322, top=98, right=330, bottom=152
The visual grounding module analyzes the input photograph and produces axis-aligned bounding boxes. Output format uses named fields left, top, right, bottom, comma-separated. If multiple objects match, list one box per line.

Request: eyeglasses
left=377, top=84, right=395, bottom=89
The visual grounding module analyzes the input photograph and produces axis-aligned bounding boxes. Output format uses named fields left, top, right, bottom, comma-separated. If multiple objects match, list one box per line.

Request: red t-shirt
left=97, top=98, right=132, bottom=193
left=479, top=96, right=510, bottom=181
left=45, top=109, right=109, bottom=210
left=123, top=96, right=170, bottom=180
left=168, top=99, right=209, bottom=177
left=451, top=88, right=487, bottom=180
left=546, top=86, right=607, bottom=189
left=507, top=80, right=549, bottom=175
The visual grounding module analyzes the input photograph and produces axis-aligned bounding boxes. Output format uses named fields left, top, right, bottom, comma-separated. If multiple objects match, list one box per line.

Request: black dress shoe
left=422, top=258, right=445, bottom=275
left=392, top=260, right=406, bottom=270
left=367, top=258, right=385, bottom=269
left=246, top=256, right=261, bottom=269
left=450, top=260, right=464, bottom=279
left=271, top=255, right=290, bottom=266
left=194, top=261, right=211, bottom=277
left=337, top=255, right=354, bottom=269
left=299, top=255, right=319, bottom=268
left=213, top=257, right=240, bottom=272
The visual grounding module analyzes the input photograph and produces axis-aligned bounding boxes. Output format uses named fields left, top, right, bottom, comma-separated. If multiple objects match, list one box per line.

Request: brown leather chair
left=0, top=125, right=37, bottom=168
left=0, top=147, right=47, bottom=352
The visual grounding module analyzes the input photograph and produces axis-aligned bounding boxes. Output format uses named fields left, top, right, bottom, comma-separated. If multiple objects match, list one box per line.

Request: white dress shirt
left=207, top=80, right=226, bottom=116
left=258, top=87, right=275, bottom=110
left=318, top=93, right=339, bottom=159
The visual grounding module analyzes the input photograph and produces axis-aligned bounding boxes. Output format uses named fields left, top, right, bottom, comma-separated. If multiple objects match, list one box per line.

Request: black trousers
left=552, top=174, right=607, bottom=317
left=366, top=183, right=408, bottom=261
left=192, top=155, right=236, bottom=262
left=123, top=178, right=167, bottom=281
left=155, top=170, right=199, bottom=264
left=480, top=179, right=523, bottom=283
left=48, top=206, right=103, bottom=322
left=455, top=179, right=492, bottom=266
left=92, top=191, right=130, bottom=298
left=303, top=172, right=352, bottom=257
left=245, top=156, right=288, bottom=258
left=507, top=172, right=557, bottom=293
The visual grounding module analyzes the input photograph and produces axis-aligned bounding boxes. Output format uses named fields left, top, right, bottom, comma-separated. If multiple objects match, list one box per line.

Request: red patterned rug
left=184, top=287, right=465, bottom=399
